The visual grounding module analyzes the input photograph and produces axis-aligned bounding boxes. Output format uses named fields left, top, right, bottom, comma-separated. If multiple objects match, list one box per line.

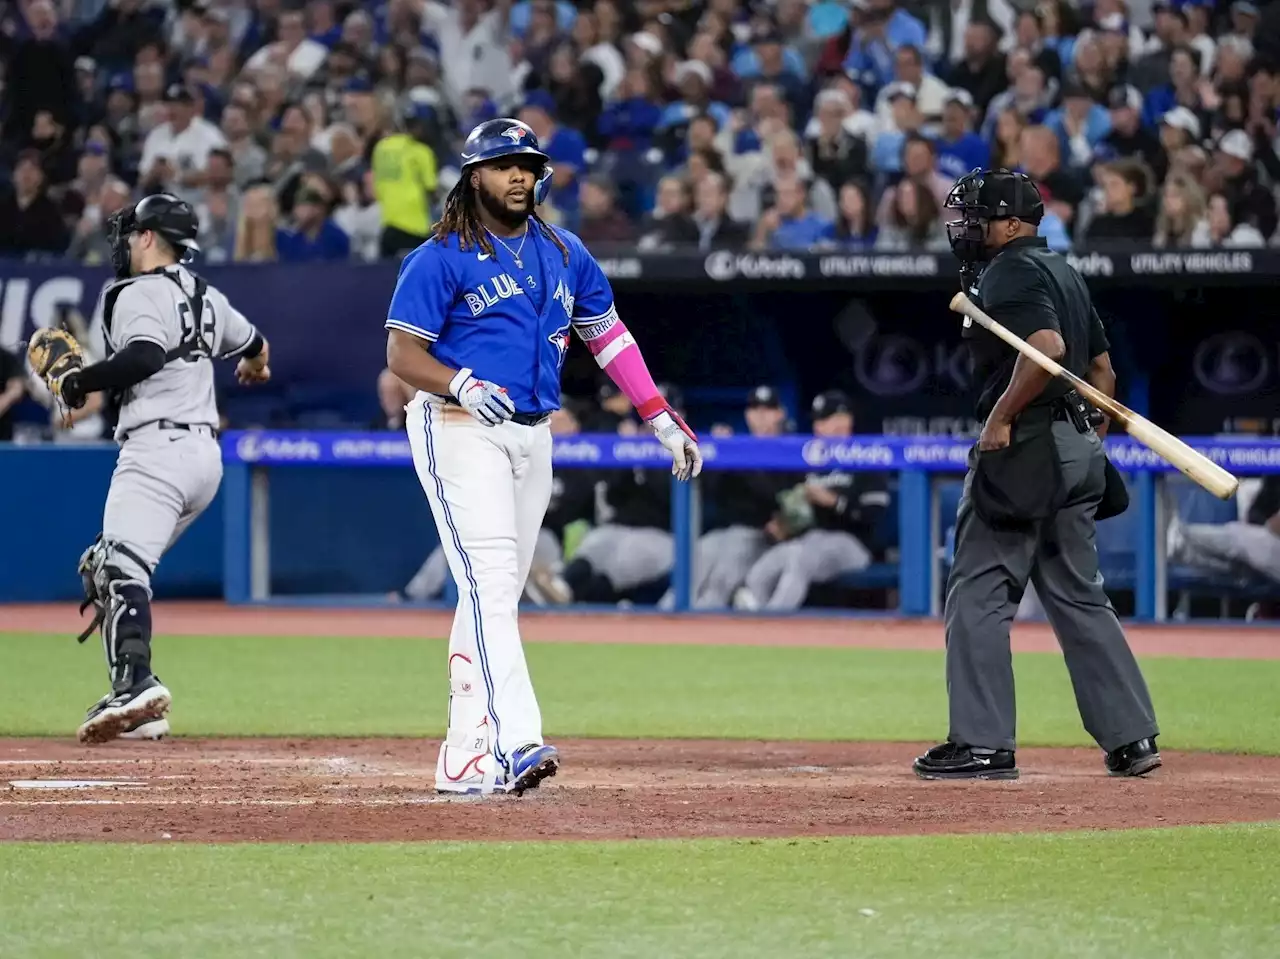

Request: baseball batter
left=27, top=194, right=271, bottom=744
left=384, top=118, right=702, bottom=796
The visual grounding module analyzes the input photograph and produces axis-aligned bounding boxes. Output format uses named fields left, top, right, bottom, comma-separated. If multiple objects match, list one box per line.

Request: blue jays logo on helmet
left=460, top=118, right=554, bottom=206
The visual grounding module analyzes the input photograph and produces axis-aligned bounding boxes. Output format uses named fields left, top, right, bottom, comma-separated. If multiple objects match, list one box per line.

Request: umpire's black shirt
left=966, top=235, right=1109, bottom=421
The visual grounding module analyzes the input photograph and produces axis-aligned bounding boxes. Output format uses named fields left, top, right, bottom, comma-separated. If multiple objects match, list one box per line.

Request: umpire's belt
left=438, top=396, right=551, bottom=427
left=122, top=420, right=219, bottom=442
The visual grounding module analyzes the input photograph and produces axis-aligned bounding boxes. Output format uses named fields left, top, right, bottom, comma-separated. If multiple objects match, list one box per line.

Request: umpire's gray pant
left=944, top=421, right=1159, bottom=753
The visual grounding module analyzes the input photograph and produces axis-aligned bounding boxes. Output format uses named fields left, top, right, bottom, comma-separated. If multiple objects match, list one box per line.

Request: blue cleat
left=507, top=744, right=559, bottom=796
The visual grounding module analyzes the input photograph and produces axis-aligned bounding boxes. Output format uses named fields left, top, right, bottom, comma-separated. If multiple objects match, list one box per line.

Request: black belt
left=123, top=420, right=219, bottom=442
left=439, top=397, right=550, bottom=427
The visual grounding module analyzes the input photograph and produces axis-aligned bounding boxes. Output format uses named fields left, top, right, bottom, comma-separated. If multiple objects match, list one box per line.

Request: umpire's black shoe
left=913, top=741, right=1019, bottom=780
left=1105, top=737, right=1162, bottom=777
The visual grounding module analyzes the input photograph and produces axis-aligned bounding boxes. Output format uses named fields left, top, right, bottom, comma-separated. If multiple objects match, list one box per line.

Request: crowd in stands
left=3, top=0, right=1280, bottom=262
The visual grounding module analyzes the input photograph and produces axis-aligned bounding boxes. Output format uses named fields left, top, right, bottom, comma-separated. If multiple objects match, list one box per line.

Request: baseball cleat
left=507, top=744, right=559, bottom=796
left=118, top=717, right=171, bottom=741
left=78, top=678, right=171, bottom=745
left=1105, top=737, right=1162, bottom=777
left=912, top=741, right=1019, bottom=780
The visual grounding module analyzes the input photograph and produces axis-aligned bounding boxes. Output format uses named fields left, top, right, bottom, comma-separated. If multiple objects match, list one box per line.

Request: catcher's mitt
left=27, top=327, right=87, bottom=420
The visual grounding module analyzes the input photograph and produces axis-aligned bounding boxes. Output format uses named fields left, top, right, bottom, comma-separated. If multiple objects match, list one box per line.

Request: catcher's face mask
left=105, top=207, right=138, bottom=280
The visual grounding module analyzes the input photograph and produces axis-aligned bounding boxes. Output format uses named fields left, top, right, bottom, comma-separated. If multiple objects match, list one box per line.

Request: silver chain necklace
left=486, top=226, right=529, bottom=269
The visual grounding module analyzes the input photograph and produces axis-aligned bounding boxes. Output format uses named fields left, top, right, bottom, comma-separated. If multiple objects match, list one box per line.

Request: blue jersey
left=385, top=224, right=616, bottom=415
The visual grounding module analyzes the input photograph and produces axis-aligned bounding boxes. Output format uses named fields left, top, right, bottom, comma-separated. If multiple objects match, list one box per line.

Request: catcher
left=28, top=193, right=271, bottom=744
left=732, top=391, right=891, bottom=611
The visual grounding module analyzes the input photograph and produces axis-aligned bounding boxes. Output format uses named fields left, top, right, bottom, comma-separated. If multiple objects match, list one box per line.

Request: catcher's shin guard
left=78, top=538, right=157, bottom=690
left=435, top=653, right=506, bottom=795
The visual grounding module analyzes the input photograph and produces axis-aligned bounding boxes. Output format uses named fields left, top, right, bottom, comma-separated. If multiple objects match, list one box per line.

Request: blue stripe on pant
left=422, top=404, right=506, bottom=766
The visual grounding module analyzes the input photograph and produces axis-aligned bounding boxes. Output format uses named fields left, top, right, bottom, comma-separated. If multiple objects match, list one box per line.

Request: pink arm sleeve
left=573, top=310, right=666, bottom=421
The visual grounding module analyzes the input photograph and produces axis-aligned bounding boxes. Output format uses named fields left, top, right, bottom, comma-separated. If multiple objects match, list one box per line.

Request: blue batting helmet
left=460, top=118, right=554, bottom=206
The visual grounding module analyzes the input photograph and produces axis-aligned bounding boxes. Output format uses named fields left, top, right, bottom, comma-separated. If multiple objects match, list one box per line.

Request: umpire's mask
left=944, top=168, right=1045, bottom=266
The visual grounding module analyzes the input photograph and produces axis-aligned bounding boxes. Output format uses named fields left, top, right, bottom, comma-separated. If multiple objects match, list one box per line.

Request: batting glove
left=449, top=367, right=515, bottom=427
left=649, top=409, right=703, bottom=481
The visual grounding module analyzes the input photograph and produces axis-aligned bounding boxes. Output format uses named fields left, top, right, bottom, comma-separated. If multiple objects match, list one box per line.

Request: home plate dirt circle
left=3, top=738, right=1280, bottom=842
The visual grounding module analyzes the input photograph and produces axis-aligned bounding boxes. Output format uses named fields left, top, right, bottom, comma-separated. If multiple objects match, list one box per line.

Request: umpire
left=913, top=168, right=1161, bottom=781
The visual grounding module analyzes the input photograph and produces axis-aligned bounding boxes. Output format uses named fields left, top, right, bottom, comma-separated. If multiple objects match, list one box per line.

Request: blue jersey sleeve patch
left=385, top=241, right=454, bottom=343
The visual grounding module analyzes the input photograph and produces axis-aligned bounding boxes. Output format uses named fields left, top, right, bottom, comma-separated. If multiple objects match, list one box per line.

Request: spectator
left=420, top=0, right=516, bottom=116
left=534, top=42, right=604, bottom=145
left=221, top=104, right=269, bottom=188
left=0, top=151, right=70, bottom=257
left=73, top=0, right=163, bottom=74
left=1143, top=45, right=1206, bottom=129
left=1071, top=39, right=1116, bottom=108
left=870, top=82, right=923, bottom=173
left=571, top=9, right=625, bottom=101
left=822, top=74, right=880, bottom=142
left=934, top=89, right=990, bottom=181
left=335, top=170, right=382, bottom=262
left=990, top=106, right=1027, bottom=168
left=1013, top=9, right=1063, bottom=82
left=1206, top=190, right=1266, bottom=247
left=875, top=176, right=949, bottom=250
left=139, top=84, right=227, bottom=199
left=657, top=61, right=733, bottom=159
left=276, top=184, right=351, bottom=262
left=637, top=175, right=698, bottom=249
left=740, top=28, right=811, bottom=123
left=25, top=110, right=79, bottom=187
left=518, top=91, right=587, bottom=228
left=1020, top=124, right=1086, bottom=232
left=832, top=179, right=877, bottom=249
left=194, top=149, right=241, bottom=264
left=1181, top=0, right=1219, bottom=75
left=597, top=67, right=665, bottom=153
left=1099, top=84, right=1164, bottom=180
left=372, top=102, right=440, bottom=259
left=842, top=0, right=927, bottom=91
left=515, top=0, right=567, bottom=80
left=1046, top=81, right=1113, bottom=171
left=234, top=183, right=279, bottom=262
left=1229, top=0, right=1260, bottom=43
left=947, top=17, right=1007, bottom=115
left=805, top=89, right=871, bottom=194
left=1212, top=35, right=1253, bottom=91
left=691, top=171, right=750, bottom=251
left=341, top=80, right=387, bottom=162
left=0, top=345, right=25, bottom=441
left=577, top=176, right=637, bottom=243
left=1206, top=128, right=1278, bottom=240
left=675, top=116, right=724, bottom=173
left=1131, top=2, right=1192, bottom=92
left=245, top=8, right=328, bottom=81
left=1094, top=13, right=1135, bottom=84
left=876, top=135, right=952, bottom=221
left=1208, top=82, right=1250, bottom=144
left=267, top=104, right=331, bottom=214
left=2, top=0, right=76, bottom=137
left=687, top=30, right=741, bottom=106
left=754, top=175, right=834, bottom=250
left=1086, top=159, right=1156, bottom=241
left=1154, top=173, right=1211, bottom=248
left=875, top=44, right=948, bottom=124
left=981, top=52, right=1052, bottom=142
left=68, top=177, right=131, bottom=265
left=66, top=138, right=114, bottom=219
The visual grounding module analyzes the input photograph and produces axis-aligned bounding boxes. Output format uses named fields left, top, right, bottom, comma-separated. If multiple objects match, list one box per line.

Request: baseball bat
left=949, top=292, right=1240, bottom=501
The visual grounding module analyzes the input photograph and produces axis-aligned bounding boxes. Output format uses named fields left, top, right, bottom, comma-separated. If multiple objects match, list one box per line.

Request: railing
left=221, top=431, right=1280, bottom=619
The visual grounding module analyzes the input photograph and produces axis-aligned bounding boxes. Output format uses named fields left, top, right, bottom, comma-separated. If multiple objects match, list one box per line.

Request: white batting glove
left=649, top=409, right=703, bottom=481
left=449, top=367, right=515, bottom=427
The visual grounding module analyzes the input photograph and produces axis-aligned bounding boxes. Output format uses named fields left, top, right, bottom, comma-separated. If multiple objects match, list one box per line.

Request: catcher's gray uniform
left=94, top=266, right=258, bottom=588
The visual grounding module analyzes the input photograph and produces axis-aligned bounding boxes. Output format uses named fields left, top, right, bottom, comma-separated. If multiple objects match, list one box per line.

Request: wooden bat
left=949, top=292, right=1240, bottom=500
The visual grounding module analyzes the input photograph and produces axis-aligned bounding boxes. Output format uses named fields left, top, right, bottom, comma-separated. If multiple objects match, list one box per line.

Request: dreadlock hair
left=431, top=174, right=571, bottom=265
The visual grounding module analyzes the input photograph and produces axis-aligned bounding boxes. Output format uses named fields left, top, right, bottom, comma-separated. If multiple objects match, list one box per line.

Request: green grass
left=2, top=633, right=1279, bottom=752
left=2, top=825, right=1279, bottom=958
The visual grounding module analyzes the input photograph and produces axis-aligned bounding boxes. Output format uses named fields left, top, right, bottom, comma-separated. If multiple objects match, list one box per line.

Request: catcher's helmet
left=106, top=193, right=200, bottom=278
left=460, top=118, right=553, bottom=205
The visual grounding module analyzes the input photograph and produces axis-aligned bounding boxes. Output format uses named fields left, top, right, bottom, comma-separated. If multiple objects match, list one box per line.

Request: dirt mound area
left=3, top=738, right=1278, bottom=842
